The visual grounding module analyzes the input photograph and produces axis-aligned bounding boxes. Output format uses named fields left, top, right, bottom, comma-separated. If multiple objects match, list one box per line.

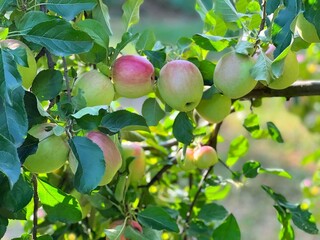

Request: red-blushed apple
left=193, top=146, right=218, bottom=169
left=121, top=142, right=146, bottom=185
left=157, top=60, right=204, bottom=112
left=176, top=148, right=196, bottom=171
left=266, top=50, right=299, bottom=90
left=196, top=93, right=232, bottom=123
left=214, top=52, right=256, bottom=99
left=295, top=13, right=320, bottom=43
left=23, top=123, right=69, bottom=173
left=107, top=220, right=143, bottom=240
left=112, top=55, right=155, bottom=98
left=87, top=131, right=122, bottom=185
left=72, top=70, right=115, bottom=107
left=0, top=39, right=37, bottom=89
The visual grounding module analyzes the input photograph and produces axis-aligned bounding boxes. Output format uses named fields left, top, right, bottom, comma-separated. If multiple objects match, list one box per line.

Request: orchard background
left=1, top=0, right=320, bottom=240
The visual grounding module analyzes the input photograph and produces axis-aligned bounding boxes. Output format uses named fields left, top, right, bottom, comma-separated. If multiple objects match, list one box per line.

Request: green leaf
left=243, top=113, right=260, bottom=133
left=242, top=160, right=261, bottom=178
left=135, top=29, right=156, bottom=52
left=251, top=51, right=273, bottom=82
left=23, top=92, right=47, bottom=128
left=122, top=0, right=144, bottom=32
left=75, top=19, right=109, bottom=49
left=17, top=134, right=39, bottom=164
left=105, top=223, right=125, bottom=240
left=142, top=98, right=165, bottom=126
left=267, top=121, right=284, bottom=143
left=37, top=178, right=82, bottom=223
left=0, top=216, right=8, bottom=239
left=0, top=49, right=28, bottom=146
left=72, top=106, right=107, bottom=119
left=212, top=214, right=241, bottom=240
left=0, top=134, right=21, bottom=188
left=92, top=0, right=113, bottom=36
left=17, top=11, right=57, bottom=33
left=226, top=135, right=249, bottom=167
left=187, top=220, right=213, bottom=240
left=68, top=136, right=105, bottom=193
left=215, top=0, right=241, bottom=22
left=46, top=0, right=97, bottom=21
left=172, top=112, right=194, bottom=145
left=0, top=174, right=33, bottom=213
left=198, top=203, right=229, bottom=222
left=0, top=0, right=15, bottom=13
left=259, top=168, right=292, bottom=179
left=193, top=34, right=231, bottom=51
left=195, top=0, right=209, bottom=20
left=23, top=19, right=93, bottom=57
left=143, top=50, right=166, bottom=69
left=138, top=206, right=179, bottom=232
left=100, top=110, right=149, bottom=134
left=111, top=32, right=139, bottom=63
left=274, top=205, right=295, bottom=240
left=31, top=69, right=63, bottom=101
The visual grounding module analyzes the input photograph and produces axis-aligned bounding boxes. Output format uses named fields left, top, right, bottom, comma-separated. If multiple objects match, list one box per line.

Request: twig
left=32, top=174, right=38, bottom=240
left=62, top=57, right=71, bottom=102
left=252, top=0, right=267, bottom=55
left=138, top=159, right=177, bottom=188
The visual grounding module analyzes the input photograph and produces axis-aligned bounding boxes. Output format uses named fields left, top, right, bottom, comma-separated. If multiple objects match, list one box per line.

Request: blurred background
left=4, top=1, right=320, bottom=239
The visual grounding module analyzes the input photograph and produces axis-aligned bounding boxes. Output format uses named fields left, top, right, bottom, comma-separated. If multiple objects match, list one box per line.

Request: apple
left=214, top=52, right=256, bottom=99
left=176, top=148, right=196, bottom=171
left=87, top=131, right=122, bottom=185
left=267, top=50, right=299, bottom=89
left=121, top=142, right=146, bottom=185
left=296, top=13, right=320, bottom=43
left=107, top=220, right=143, bottom=240
left=196, top=93, right=232, bottom=123
left=72, top=70, right=115, bottom=107
left=157, top=60, right=204, bottom=112
left=112, top=55, right=155, bottom=98
left=0, top=39, right=37, bottom=89
left=23, top=123, right=69, bottom=173
left=193, top=146, right=218, bottom=169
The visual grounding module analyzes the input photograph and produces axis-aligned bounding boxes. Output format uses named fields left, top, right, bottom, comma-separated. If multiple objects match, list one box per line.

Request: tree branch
left=243, top=80, right=320, bottom=99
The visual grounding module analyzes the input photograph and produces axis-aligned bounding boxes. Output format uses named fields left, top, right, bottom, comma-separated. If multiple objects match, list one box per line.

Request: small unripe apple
left=196, top=93, right=232, bottom=123
left=121, top=142, right=146, bottom=185
left=267, top=50, right=299, bottom=89
left=157, top=60, right=204, bottom=112
left=296, top=13, right=320, bottom=43
left=112, top=55, right=155, bottom=98
left=193, top=146, right=218, bottom=169
left=87, top=131, right=122, bottom=185
left=214, top=52, right=256, bottom=99
left=0, top=39, right=37, bottom=89
left=23, top=123, right=69, bottom=173
left=72, top=70, right=115, bottom=107
left=176, top=148, right=196, bottom=171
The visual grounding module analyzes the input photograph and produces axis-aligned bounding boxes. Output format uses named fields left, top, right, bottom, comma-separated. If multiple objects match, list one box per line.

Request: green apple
left=193, top=146, right=218, bottom=169
left=196, top=93, right=232, bottom=123
left=214, top=52, right=256, bottom=99
left=72, top=70, right=115, bottom=107
left=0, top=39, right=37, bottom=89
left=176, top=148, right=196, bottom=171
left=121, top=142, right=146, bottom=185
left=23, top=123, right=69, bottom=173
left=112, top=55, right=155, bottom=98
left=296, top=13, right=320, bottom=43
left=157, top=60, right=204, bottom=112
left=87, top=131, right=122, bottom=185
left=267, top=51, right=299, bottom=89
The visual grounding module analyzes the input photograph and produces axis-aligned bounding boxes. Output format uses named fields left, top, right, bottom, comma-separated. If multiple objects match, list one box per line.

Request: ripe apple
left=72, top=70, right=115, bottom=107
left=112, top=55, right=155, bottom=98
left=87, top=131, right=122, bottom=185
left=295, top=13, right=320, bottom=43
left=193, top=146, right=218, bottom=169
left=157, top=60, right=204, bottom=112
left=107, top=220, right=143, bottom=240
left=121, top=142, right=146, bottom=185
left=214, top=52, right=256, bottom=99
left=0, top=39, right=37, bottom=89
left=176, top=148, right=196, bottom=171
left=267, top=50, right=299, bottom=89
left=196, top=93, right=232, bottom=123
left=23, top=123, right=69, bottom=173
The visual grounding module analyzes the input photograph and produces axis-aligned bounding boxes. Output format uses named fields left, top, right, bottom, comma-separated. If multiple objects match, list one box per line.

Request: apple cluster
left=176, top=146, right=218, bottom=171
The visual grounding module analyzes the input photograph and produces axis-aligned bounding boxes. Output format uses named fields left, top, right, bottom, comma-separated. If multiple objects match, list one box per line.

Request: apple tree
left=0, top=0, right=320, bottom=239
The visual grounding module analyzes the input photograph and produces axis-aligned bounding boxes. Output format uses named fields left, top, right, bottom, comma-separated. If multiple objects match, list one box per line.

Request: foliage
left=0, top=0, right=320, bottom=240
